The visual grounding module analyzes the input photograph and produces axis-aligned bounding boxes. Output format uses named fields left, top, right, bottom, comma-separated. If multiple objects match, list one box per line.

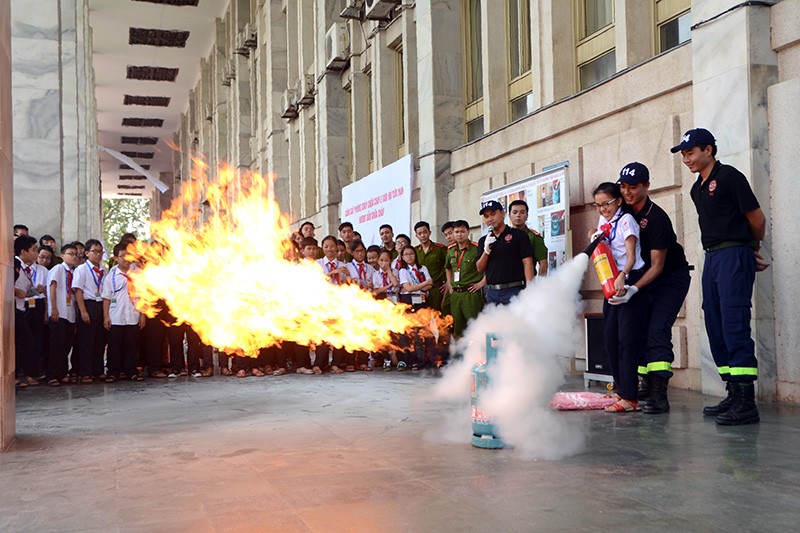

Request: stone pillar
left=690, top=0, right=778, bottom=399
left=0, top=0, right=16, bottom=452
left=480, top=0, right=507, bottom=131
left=537, top=0, right=576, bottom=107
left=261, top=1, right=291, bottom=215
left=415, top=0, right=463, bottom=233
left=373, top=30, right=399, bottom=167
left=615, top=0, right=652, bottom=70
left=768, top=0, right=800, bottom=401
left=315, top=0, right=349, bottom=232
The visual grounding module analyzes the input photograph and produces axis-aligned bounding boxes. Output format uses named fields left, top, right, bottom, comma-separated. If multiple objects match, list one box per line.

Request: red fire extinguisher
left=584, top=226, right=619, bottom=300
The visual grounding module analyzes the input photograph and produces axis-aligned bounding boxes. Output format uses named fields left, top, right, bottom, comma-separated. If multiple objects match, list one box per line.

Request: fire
left=128, top=159, right=450, bottom=357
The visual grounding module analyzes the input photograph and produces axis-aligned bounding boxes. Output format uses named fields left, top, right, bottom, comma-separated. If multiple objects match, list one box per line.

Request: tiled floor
left=2, top=372, right=799, bottom=532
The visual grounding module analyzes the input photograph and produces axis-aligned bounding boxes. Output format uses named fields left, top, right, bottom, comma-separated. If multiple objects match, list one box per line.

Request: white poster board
left=340, top=155, right=413, bottom=246
left=480, top=164, right=571, bottom=272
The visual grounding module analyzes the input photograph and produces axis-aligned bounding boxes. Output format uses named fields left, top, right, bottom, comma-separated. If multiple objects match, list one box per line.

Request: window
left=579, top=50, right=616, bottom=90
left=656, top=0, right=691, bottom=53
left=396, top=46, right=406, bottom=155
left=576, top=0, right=615, bottom=90
left=582, top=0, right=613, bottom=38
left=464, top=0, right=484, bottom=141
left=508, top=0, right=532, bottom=120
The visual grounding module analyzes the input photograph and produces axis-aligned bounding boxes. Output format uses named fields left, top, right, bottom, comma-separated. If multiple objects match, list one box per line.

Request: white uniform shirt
left=72, top=261, right=107, bottom=302
left=14, top=259, right=36, bottom=311
left=347, top=260, right=375, bottom=290
left=398, top=264, right=431, bottom=295
left=596, top=209, right=645, bottom=272
left=316, top=257, right=349, bottom=285
left=47, top=263, right=76, bottom=323
left=101, top=265, right=140, bottom=326
left=372, top=269, right=397, bottom=294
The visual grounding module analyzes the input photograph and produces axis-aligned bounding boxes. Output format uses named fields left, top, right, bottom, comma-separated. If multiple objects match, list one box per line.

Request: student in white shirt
left=102, top=243, right=145, bottom=382
left=14, top=235, right=46, bottom=386
left=72, top=239, right=108, bottom=383
left=346, top=239, right=374, bottom=370
left=397, top=246, right=434, bottom=371
left=45, top=244, right=80, bottom=386
left=315, top=236, right=349, bottom=373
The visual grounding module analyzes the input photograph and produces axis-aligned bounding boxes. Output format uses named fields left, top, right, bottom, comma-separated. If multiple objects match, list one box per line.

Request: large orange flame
left=128, top=159, right=450, bottom=357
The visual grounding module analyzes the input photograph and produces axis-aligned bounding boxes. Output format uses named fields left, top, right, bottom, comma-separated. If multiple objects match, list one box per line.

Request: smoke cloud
left=431, top=254, right=589, bottom=460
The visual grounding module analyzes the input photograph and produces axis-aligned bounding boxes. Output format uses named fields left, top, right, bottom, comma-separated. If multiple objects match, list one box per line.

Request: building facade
left=169, top=0, right=800, bottom=401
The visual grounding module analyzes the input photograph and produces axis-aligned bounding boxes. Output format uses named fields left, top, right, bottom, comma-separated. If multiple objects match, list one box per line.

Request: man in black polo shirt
left=613, top=162, right=691, bottom=415
left=476, top=200, right=534, bottom=305
left=672, top=128, right=768, bottom=426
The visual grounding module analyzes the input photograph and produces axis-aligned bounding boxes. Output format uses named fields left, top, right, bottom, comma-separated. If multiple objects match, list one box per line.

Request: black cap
left=618, top=162, right=650, bottom=185
left=670, top=128, right=716, bottom=153
left=479, top=200, right=504, bottom=215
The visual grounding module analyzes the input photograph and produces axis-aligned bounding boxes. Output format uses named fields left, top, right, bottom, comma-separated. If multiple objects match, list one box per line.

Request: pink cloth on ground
left=549, top=392, right=618, bottom=410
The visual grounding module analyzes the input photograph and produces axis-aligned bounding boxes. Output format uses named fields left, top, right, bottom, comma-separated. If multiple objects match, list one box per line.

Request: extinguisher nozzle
left=582, top=236, right=603, bottom=257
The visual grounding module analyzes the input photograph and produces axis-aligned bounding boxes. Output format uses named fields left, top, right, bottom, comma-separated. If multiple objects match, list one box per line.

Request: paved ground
left=2, top=371, right=800, bottom=532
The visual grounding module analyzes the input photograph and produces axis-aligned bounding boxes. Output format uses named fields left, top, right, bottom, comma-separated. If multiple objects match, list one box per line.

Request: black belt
left=451, top=286, right=472, bottom=293
left=487, top=281, right=525, bottom=290
left=704, top=240, right=757, bottom=253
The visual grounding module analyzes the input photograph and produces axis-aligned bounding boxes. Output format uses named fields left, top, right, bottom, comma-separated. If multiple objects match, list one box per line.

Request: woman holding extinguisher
left=590, top=182, right=646, bottom=412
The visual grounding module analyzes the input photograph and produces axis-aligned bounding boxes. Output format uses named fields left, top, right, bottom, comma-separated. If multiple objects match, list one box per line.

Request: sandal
left=80, top=376, right=94, bottom=384
left=60, top=376, right=70, bottom=384
left=296, top=367, right=314, bottom=375
left=47, top=379, right=61, bottom=387
left=201, top=368, right=214, bottom=377
left=220, top=367, right=232, bottom=376
left=150, top=371, right=168, bottom=378
left=272, top=367, right=287, bottom=376
left=105, top=376, right=117, bottom=383
left=251, top=368, right=265, bottom=377
left=330, top=366, right=344, bottom=374
left=312, top=366, right=322, bottom=375
left=236, top=369, right=247, bottom=378
left=604, top=399, right=641, bottom=413
left=25, top=376, right=40, bottom=386
left=130, top=374, right=144, bottom=381
left=345, top=365, right=356, bottom=372
left=264, top=365, right=274, bottom=374
left=68, top=374, right=78, bottom=384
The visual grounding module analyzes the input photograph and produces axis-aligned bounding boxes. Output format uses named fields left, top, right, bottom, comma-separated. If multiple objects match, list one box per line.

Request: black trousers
left=168, top=323, right=203, bottom=373
left=48, top=318, right=75, bottom=380
left=602, top=271, right=646, bottom=401
left=107, top=325, right=139, bottom=378
left=15, top=303, right=45, bottom=378
left=640, top=267, right=691, bottom=378
left=77, top=300, right=107, bottom=376
left=142, top=315, right=166, bottom=375
left=314, top=344, right=343, bottom=370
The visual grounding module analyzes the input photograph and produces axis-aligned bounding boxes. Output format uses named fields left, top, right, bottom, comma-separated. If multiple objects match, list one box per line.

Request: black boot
left=715, top=382, right=759, bottom=426
left=642, top=375, right=670, bottom=414
left=637, top=375, right=651, bottom=400
left=702, top=381, right=736, bottom=416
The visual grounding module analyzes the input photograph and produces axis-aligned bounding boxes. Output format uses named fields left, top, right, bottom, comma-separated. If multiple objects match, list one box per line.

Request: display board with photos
left=480, top=164, right=570, bottom=272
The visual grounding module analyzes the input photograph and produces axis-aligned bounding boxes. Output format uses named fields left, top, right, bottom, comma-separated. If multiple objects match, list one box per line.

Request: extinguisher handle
left=582, top=234, right=604, bottom=257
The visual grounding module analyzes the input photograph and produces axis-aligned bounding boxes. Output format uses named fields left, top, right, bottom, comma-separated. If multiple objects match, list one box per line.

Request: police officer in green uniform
left=444, top=220, right=486, bottom=338
left=440, top=221, right=456, bottom=317
left=414, top=221, right=447, bottom=312
left=508, top=199, right=548, bottom=276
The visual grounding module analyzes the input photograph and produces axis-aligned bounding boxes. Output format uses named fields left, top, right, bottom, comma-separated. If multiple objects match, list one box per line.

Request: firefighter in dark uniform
left=508, top=199, right=549, bottom=276
left=476, top=200, right=534, bottom=305
left=673, top=128, right=769, bottom=425
left=414, top=221, right=447, bottom=312
left=614, top=162, right=691, bottom=414
left=444, top=219, right=485, bottom=338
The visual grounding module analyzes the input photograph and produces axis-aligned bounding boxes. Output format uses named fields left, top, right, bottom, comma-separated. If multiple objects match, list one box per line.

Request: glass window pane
left=508, top=0, right=531, bottom=78
left=584, top=0, right=613, bottom=37
left=468, top=0, right=483, bottom=101
left=467, top=117, right=484, bottom=141
left=511, top=93, right=533, bottom=121
left=659, top=11, right=691, bottom=52
left=579, top=50, right=616, bottom=90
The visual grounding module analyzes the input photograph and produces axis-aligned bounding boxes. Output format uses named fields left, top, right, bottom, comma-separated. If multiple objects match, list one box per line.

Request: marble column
left=690, top=0, right=778, bottom=400
left=314, top=0, right=349, bottom=233
left=768, top=0, right=800, bottom=401
left=415, top=0, right=463, bottom=234
left=480, top=0, right=507, bottom=131
left=1, top=0, right=16, bottom=452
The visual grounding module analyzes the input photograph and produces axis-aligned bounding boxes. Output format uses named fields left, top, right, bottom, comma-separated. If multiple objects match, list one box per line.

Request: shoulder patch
left=447, top=243, right=457, bottom=249
left=528, top=228, right=540, bottom=236
left=434, top=242, right=445, bottom=248
left=471, top=241, right=478, bottom=246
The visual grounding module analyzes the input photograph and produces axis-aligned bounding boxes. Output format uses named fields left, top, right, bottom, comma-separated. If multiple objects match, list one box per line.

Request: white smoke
left=431, top=254, right=589, bottom=460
